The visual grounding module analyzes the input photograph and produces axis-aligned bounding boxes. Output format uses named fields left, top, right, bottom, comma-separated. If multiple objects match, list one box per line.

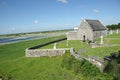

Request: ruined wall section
left=26, top=48, right=69, bottom=57
left=25, top=37, right=69, bottom=57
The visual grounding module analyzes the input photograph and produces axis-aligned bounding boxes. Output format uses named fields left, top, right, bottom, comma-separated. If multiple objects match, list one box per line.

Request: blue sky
left=0, top=0, right=120, bottom=34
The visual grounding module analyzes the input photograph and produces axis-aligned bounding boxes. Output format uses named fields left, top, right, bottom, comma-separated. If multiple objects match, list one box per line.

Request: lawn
left=41, top=33, right=120, bottom=58
left=0, top=33, right=120, bottom=80
left=105, top=33, right=120, bottom=38
left=95, top=33, right=120, bottom=44
left=84, top=33, right=120, bottom=58
left=0, top=35, right=79, bottom=80
left=41, top=40, right=87, bottom=52
left=83, top=45, right=120, bottom=58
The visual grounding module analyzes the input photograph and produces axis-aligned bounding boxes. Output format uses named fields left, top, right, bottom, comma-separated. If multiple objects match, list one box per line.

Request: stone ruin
left=25, top=38, right=69, bottom=57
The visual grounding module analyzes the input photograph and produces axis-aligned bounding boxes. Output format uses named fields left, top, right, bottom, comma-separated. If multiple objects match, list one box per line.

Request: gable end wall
left=77, top=20, right=93, bottom=41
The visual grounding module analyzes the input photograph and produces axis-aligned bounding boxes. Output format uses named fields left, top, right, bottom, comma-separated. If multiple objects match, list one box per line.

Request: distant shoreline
left=0, top=29, right=72, bottom=36
left=0, top=29, right=71, bottom=44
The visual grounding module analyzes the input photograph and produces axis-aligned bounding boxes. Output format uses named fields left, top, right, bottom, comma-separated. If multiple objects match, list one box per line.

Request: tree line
left=107, top=23, right=120, bottom=30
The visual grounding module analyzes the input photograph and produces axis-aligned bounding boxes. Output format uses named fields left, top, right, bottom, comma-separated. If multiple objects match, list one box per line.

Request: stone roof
left=86, top=19, right=106, bottom=31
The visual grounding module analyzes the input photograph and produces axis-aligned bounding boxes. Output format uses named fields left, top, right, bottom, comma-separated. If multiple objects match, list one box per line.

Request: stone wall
left=66, top=31, right=78, bottom=40
left=85, top=56, right=106, bottom=72
left=26, top=48, right=69, bottom=57
left=93, top=30, right=107, bottom=39
left=25, top=37, right=68, bottom=57
left=69, top=48, right=106, bottom=72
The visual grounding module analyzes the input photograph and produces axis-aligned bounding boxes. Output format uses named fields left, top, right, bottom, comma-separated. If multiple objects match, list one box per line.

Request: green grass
left=106, top=33, right=120, bottom=38
left=0, top=35, right=65, bottom=62
left=41, top=33, right=120, bottom=58
left=0, top=35, right=79, bottom=80
left=0, top=33, right=120, bottom=80
left=104, top=38, right=120, bottom=44
left=83, top=33, right=120, bottom=58
left=83, top=46, right=120, bottom=58
left=94, top=33, right=120, bottom=44
left=41, top=40, right=87, bottom=52
left=0, top=56, right=77, bottom=80
left=62, top=50, right=120, bottom=80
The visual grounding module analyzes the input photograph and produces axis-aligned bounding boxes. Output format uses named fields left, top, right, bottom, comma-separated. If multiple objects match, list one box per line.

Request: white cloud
left=93, top=9, right=100, bottom=13
left=57, top=0, right=68, bottom=3
left=33, top=20, right=39, bottom=24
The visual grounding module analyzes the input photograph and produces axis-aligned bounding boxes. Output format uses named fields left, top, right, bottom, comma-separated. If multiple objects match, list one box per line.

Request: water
left=0, top=32, right=66, bottom=44
left=0, top=36, right=48, bottom=44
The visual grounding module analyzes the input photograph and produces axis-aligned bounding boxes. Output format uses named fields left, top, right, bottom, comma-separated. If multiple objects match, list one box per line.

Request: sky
left=0, top=0, right=120, bottom=34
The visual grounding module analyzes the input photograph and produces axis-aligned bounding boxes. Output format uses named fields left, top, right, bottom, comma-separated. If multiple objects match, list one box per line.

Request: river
left=0, top=32, right=66, bottom=44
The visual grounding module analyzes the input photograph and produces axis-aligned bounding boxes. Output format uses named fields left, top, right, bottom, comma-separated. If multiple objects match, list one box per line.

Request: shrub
left=61, top=51, right=100, bottom=77
left=61, top=50, right=76, bottom=70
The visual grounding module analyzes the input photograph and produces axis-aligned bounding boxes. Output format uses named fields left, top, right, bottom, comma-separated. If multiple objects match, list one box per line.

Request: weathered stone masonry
left=25, top=38, right=69, bottom=57
left=26, top=48, right=69, bottom=57
left=70, top=48, right=106, bottom=72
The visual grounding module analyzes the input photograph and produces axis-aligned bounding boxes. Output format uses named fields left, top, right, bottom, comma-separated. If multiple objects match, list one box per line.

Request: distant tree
left=107, top=23, right=120, bottom=30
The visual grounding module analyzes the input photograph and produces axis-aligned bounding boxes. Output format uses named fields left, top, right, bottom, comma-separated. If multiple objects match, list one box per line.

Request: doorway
left=83, top=35, right=86, bottom=42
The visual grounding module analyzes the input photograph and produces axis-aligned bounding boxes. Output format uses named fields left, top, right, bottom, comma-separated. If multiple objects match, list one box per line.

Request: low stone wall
left=69, top=48, right=106, bottom=72
left=66, top=31, right=78, bottom=40
left=85, top=56, right=105, bottom=72
left=25, top=37, right=68, bottom=57
left=26, top=48, right=69, bottom=57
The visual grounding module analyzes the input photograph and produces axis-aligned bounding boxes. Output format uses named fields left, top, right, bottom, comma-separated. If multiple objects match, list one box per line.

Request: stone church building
left=66, top=19, right=107, bottom=41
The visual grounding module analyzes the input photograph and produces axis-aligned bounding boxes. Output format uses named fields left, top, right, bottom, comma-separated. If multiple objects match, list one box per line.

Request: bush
left=61, top=50, right=76, bottom=70
left=61, top=50, right=120, bottom=79
left=116, top=51, right=120, bottom=64
left=61, top=51, right=100, bottom=76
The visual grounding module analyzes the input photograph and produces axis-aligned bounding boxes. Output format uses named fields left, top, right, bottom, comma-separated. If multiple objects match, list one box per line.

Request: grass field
left=95, top=33, right=120, bottom=44
left=84, top=33, right=120, bottom=58
left=84, top=45, right=120, bottom=58
left=40, top=40, right=87, bottom=52
left=0, top=35, right=80, bottom=80
left=0, top=33, right=120, bottom=80
left=41, top=33, right=120, bottom=58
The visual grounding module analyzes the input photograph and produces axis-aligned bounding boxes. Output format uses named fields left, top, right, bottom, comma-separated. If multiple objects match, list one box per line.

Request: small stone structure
left=116, top=29, right=119, bottom=34
left=25, top=37, right=68, bottom=57
left=53, top=43, right=57, bottom=49
left=100, top=35, right=104, bottom=44
left=85, top=56, right=105, bottom=72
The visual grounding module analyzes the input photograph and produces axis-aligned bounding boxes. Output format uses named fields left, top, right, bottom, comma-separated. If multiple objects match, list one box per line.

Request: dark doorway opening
left=83, top=35, right=86, bottom=42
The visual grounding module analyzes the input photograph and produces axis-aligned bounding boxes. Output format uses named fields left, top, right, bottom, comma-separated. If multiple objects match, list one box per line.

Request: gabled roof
left=86, top=19, right=106, bottom=31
